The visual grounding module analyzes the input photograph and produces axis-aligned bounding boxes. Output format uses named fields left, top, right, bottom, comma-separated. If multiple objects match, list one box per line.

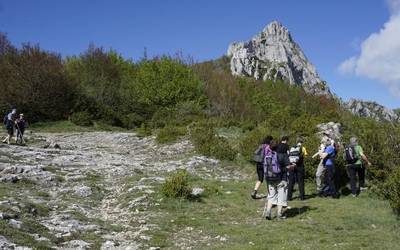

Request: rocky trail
left=0, top=132, right=246, bottom=249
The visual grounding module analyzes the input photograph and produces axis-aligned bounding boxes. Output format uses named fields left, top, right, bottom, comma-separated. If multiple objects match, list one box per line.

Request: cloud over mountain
left=339, top=0, right=400, bottom=97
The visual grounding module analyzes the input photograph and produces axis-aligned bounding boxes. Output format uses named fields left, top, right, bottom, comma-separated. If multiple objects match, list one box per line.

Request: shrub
left=156, top=126, right=187, bottom=144
left=190, top=121, right=237, bottom=161
left=383, top=167, right=400, bottom=215
left=161, top=170, right=192, bottom=198
left=69, top=111, right=93, bottom=126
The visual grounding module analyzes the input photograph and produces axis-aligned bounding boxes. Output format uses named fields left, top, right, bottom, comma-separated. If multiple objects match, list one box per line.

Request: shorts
left=267, top=181, right=288, bottom=207
left=6, top=127, right=13, bottom=136
left=256, top=163, right=264, bottom=182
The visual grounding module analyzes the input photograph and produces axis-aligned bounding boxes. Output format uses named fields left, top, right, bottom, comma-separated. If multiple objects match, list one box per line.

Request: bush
left=161, top=170, right=192, bottom=198
left=156, top=126, right=187, bottom=144
left=69, top=111, right=93, bottom=126
left=190, top=121, right=237, bottom=161
left=383, top=167, right=400, bottom=215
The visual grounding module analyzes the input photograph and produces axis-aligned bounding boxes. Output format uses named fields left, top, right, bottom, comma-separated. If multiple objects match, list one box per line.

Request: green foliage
left=383, top=166, right=400, bottom=215
left=161, top=170, right=192, bottom=198
left=190, top=121, right=237, bottom=161
left=156, top=126, right=187, bottom=144
left=69, top=111, right=93, bottom=126
left=0, top=37, right=76, bottom=122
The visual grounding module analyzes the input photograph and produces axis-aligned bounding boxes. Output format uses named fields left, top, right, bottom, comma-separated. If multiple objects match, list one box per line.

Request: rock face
left=317, top=122, right=343, bottom=144
left=227, top=21, right=331, bottom=96
left=344, top=99, right=399, bottom=123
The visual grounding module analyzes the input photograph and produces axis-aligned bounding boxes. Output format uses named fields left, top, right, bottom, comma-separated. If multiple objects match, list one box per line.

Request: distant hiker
left=287, top=137, right=308, bottom=201
left=15, top=113, right=26, bottom=144
left=251, top=135, right=273, bottom=199
left=313, top=136, right=335, bottom=192
left=2, top=108, right=16, bottom=145
left=319, top=138, right=339, bottom=198
left=264, top=141, right=295, bottom=220
left=344, top=137, right=372, bottom=197
left=276, top=135, right=290, bottom=167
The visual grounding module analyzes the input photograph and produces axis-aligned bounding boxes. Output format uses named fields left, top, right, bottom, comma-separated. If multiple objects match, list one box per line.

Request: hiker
left=264, top=141, right=296, bottom=220
left=15, top=113, right=26, bottom=144
left=319, top=138, right=339, bottom=198
left=313, top=136, right=335, bottom=192
left=2, top=108, right=16, bottom=145
left=287, top=137, right=308, bottom=201
left=251, top=135, right=273, bottom=199
left=345, top=137, right=372, bottom=197
left=276, top=136, right=290, bottom=168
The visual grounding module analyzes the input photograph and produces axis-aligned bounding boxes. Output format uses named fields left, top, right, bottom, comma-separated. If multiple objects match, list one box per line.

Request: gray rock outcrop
left=344, top=98, right=399, bottom=123
left=317, top=122, right=342, bottom=144
left=227, top=21, right=331, bottom=96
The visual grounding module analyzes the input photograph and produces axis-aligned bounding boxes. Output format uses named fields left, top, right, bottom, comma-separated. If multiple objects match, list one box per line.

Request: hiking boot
left=251, top=190, right=257, bottom=200
left=277, top=214, right=287, bottom=220
left=360, top=187, right=368, bottom=192
left=265, top=211, right=272, bottom=220
left=351, top=194, right=357, bottom=198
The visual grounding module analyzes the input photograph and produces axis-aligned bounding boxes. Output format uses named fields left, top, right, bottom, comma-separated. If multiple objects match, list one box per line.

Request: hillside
left=0, top=130, right=399, bottom=249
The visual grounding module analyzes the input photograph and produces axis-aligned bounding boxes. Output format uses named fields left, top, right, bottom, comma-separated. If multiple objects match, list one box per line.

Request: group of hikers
left=251, top=135, right=372, bottom=220
left=2, top=108, right=27, bottom=145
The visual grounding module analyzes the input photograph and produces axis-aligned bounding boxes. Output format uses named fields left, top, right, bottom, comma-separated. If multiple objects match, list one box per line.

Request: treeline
left=0, top=33, right=399, bottom=214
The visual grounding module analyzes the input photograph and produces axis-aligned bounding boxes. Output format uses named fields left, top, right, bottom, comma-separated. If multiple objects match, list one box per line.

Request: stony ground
left=0, top=132, right=246, bottom=249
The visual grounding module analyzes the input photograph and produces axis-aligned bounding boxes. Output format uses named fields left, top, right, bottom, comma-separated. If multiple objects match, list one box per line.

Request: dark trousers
left=287, top=165, right=305, bottom=200
left=347, top=164, right=365, bottom=195
left=322, top=165, right=336, bottom=196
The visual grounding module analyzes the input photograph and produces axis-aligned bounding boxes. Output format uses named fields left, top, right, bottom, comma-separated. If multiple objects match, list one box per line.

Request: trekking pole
left=15, top=123, right=25, bottom=144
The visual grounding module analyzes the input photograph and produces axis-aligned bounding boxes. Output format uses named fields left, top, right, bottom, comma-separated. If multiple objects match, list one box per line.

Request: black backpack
left=3, top=114, right=8, bottom=126
left=343, top=145, right=359, bottom=164
left=253, top=144, right=265, bottom=163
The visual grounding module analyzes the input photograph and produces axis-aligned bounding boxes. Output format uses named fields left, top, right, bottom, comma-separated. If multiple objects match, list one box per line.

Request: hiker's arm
left=361, top=153, right=372, bottom=166
left=320, top=152, right=328, bottom=159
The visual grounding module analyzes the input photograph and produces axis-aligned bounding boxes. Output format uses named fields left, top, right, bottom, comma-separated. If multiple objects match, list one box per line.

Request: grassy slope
left=147, top=175, right=400, bottom=250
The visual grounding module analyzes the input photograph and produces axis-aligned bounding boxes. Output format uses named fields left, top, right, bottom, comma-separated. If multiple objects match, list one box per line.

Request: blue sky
left=0, top=0, right=398, bottom=108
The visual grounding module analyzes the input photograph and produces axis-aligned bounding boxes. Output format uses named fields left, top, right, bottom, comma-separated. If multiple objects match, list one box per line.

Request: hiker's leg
left=266, top=184, right=277, bottom=218
left=327, top=166, right=336, bottom=196
left=359, top=166, right=366, bottom=189
left=316, top=160, right=325, bottom=191
left=348, top=165, right=357, bottom=195
left=287, top=170, right=295, bottom=201
left=277, top=181, right=288, bottom=217
left=297, top=166, right=305, bottom=200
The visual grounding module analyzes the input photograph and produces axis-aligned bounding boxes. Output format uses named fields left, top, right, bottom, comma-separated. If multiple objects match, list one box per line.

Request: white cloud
left=338, top=6, right=400, bottom=97
left=387, top=0, right=400, bottom=14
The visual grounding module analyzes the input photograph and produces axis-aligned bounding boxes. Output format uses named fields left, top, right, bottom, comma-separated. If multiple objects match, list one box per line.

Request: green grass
left=146, top=178, right=400, bottom=250
left=30, top=120, right=128, bottom=133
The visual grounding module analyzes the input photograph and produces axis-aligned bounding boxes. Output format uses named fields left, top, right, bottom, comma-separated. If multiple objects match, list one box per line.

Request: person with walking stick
left=15, top=113, right=26, bottom=144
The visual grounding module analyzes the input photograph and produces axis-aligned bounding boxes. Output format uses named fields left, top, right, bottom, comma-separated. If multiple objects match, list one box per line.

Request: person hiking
left=345, top=137, right=372, bottom=197
left=251, top=135, right=273, bottom=199
left=319, top=138, right=339, bottom=198
left=264, top=140, right=296, bottom=220
left=2, top=108, right=16, bottom=145
left=313, top=136, right=335, bottom=193
left=15, top=113, right=26, bottom=144
left=287, top=137, right=308, bottom=201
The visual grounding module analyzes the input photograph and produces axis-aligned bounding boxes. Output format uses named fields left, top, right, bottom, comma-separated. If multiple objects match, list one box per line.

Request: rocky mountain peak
left=227, top=21, right=331, bottom=96
left=259, top=21, right=292, bottom=43
left=344, top=98, right=399, bottom=123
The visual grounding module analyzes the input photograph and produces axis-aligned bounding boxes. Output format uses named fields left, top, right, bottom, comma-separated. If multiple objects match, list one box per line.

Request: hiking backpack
left=253, top=144, right=266, bottom=163
left=289, top=144, right=302, bottom=165
left=3, top=114, right=8, bottom=126
left=343, top=145, right=359, bottom=164
left=264, top=151, right=281, bottom=181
